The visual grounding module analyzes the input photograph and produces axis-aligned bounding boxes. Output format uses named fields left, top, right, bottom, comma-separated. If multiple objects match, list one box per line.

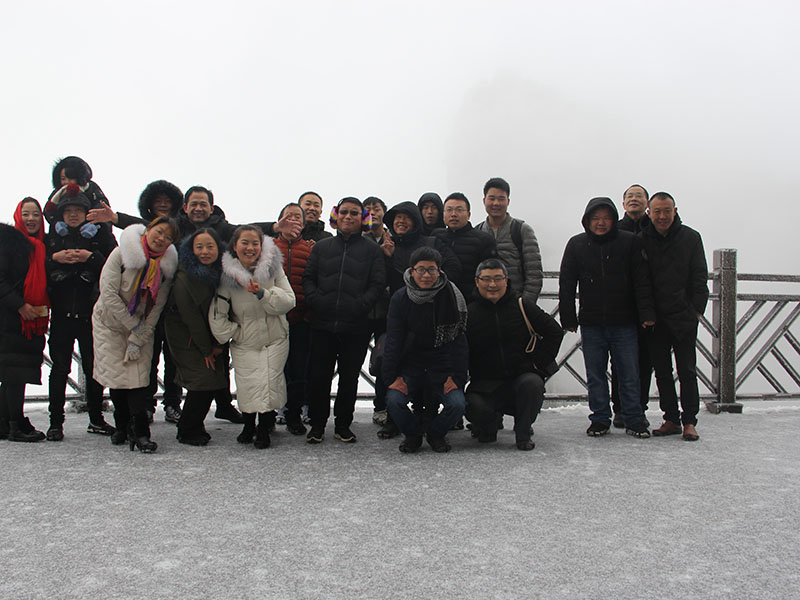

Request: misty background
left=2, top=0, right=797, bottom=276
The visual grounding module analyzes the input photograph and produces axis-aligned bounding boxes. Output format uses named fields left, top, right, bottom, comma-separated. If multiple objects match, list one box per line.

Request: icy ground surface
left=2, top=401, right=799, bottom=600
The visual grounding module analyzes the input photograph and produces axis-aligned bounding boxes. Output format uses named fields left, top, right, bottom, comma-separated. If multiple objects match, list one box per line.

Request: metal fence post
left=707, top=248, right=742, bottom=413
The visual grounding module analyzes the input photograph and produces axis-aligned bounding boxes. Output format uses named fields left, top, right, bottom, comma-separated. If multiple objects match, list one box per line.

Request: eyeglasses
left=338, top=209, right=361, bottom=217
left=412, top=266, right=440, bottom=276
left=444, top=206, right=468, bottom=214
left=477, top=275, right=507, bottom=283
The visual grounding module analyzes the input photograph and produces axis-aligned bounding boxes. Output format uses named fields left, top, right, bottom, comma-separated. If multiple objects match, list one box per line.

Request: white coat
left=92, top=224, right=178, bottom=389
left=209, top=235, right=295, bottom=414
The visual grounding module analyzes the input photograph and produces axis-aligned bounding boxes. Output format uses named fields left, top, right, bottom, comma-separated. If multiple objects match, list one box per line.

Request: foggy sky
left=2, top=0, right=798, bottom=273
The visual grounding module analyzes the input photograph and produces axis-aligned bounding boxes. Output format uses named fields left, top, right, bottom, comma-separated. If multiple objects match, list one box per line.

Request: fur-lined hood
left=139, top=180, right=184, bottom=221
left=119, top=224, right=178, bottom=278
left=220, top=235, right=283, bottom=289
left=178, top=236, right=222, bottom=287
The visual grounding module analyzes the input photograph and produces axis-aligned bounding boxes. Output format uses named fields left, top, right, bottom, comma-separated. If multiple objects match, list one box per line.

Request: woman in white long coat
left=92, top=217, right=178, bottom=453
left=210, top=225, right=294, bottom=449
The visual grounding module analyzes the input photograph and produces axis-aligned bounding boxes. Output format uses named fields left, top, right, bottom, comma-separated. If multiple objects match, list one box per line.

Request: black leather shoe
left=215, top=404, right=244, bottom=423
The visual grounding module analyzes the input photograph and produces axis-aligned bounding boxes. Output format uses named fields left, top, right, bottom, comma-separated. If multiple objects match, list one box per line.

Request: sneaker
left=275, top=411, right=286, bottom=425
left=682, top=423, right=700, bottom=441
left=377, top=420, right=399, bottom=439
left=586, top=422, right=610, bottom=437
left=450, top=418, right=464, bottom=431
left=427, top=435, right=451, bottom=453
left=612, top=413, right=625, bottom=429
left=164, top=406, right=182, bottom=424
left=625, top=421, right=651, bottom=439
left=652, top=421, right=682, bottom=437
left=372, top=410, right=388, bottom=426
left=87, top=419, right=116, bottom=436
left=215, top=404, right=244, bottom=424
left=285, top=419, right=307, bottom=436
left=46, top=426, right=64, bottom=441
left=399, top=435, right=423, bottom=453
left=334, top=427, right=357, bottom=443
left=306, top=426, right=325, bottom=444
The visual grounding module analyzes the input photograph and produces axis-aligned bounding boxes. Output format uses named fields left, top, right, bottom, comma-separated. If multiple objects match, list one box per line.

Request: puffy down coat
left=92, top=224, right=178, bottom=389
left=209, top=236, right=295, bottom=413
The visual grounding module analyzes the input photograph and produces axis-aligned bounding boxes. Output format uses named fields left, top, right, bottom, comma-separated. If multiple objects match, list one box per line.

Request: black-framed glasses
left=412, top=266, right=440, bottom=276
left=477, top=275, right=506, bottom=283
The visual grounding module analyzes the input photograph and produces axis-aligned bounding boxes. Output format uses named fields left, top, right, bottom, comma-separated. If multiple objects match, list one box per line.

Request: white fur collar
left=221, top=235, right=283, bottom=289
left=119, top=224, right=178, bottom=278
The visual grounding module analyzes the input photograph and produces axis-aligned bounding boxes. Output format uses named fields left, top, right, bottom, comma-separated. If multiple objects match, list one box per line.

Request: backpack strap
left=517, top=297, right=537, bottom=353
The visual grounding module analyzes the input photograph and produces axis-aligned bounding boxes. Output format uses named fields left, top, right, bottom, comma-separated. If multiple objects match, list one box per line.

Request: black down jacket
left=559, top=197, right=655, bottom=330
left=432, top=223, right=496, bottom=297
left=302, top=231, right=386, bottom=334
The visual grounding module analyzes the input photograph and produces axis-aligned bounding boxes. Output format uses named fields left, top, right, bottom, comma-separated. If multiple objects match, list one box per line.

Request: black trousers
left=466, top=373, right=544, bottom=442
left=110, top=387, right=151, bottom=437
left=647, top=322, right=700, bottom=426
left=307, top=329, right=371, bottom=429
left=147, top=318, right=182, bottom=409
left=178, top=389, right=221, bottom=438
left=48, top=314, right=104, bottom=424
left=0, top=382, right=26, bottom=422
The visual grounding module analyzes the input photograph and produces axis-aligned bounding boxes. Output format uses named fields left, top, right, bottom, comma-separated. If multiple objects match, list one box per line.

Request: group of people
left=0, top=155, right=709, bottom=454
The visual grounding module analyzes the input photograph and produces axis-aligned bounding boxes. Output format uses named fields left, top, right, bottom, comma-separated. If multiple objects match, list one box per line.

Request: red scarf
left=13, top=200, right=50, bottom=339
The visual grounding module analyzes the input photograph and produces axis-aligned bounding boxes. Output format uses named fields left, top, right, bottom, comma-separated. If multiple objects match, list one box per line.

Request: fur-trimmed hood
left=119, top=224, right=178, bottom=278
left=178, top=236, right=222, bottom=287
left=139, top=180, right=183, bottom=221
left=220, top=235, right=283, bottom=289
left=51, top=156, right=92, bottom=189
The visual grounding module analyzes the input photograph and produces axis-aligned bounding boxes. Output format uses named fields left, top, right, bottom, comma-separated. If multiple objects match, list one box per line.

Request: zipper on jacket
left=334, top=239, right=348, bottom=331
left=494, top=309, right=508, bottom=377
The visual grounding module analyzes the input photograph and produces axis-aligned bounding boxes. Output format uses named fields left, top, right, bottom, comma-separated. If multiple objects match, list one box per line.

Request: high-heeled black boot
left=130, top=413, right=157, bottom=453
left=254, top=411, right=275, bottom=449
left=237, top=413, right=256, bottom=444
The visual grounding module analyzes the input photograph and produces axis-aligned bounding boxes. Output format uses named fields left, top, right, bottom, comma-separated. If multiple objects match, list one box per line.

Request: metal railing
left=34, top=248, right=798, bottom=411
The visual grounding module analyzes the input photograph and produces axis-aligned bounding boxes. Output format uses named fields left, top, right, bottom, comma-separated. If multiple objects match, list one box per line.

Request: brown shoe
left=652, top=421, right=682, bottom=436
left=682, top=424, right=699, bottom=441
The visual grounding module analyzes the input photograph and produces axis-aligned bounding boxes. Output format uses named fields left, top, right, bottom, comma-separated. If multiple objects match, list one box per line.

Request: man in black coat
left=611, top=183, right=654, bottom=426
left=417, top=192, right=445, bottom=236
left=641, top=192, right=709, bottom=441
left=559, top=197, right=655, bottom=438
left=302, top=197, right=386, bottom=444
left=432, top=192, right=496, bottom=298
left=466, top=259, right=563, bottom=450
left=298, top=191, right=333, bottom=242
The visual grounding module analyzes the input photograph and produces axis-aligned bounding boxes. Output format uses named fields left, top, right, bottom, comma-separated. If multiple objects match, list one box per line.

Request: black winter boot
left=237, top=413, right=256, bottom=444
left=8, top=420, right=45, bottom=442
left=254, top=412, right=274, bottom=449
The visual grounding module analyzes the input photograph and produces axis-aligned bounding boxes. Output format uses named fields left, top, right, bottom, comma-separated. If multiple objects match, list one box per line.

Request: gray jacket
left=476, top=214, right=543, bottom=302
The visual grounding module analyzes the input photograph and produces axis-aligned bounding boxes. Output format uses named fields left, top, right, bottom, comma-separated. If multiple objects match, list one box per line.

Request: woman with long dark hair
left=92, top=217, right=178, bottom=453
left=0, top=198, right=50, bottom=442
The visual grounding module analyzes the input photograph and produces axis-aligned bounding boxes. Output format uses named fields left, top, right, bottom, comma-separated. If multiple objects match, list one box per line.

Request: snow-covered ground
left=2, top=400, right=798, bottom=599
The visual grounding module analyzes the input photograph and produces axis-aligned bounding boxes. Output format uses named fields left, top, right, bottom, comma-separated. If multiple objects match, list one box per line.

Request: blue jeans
left=385, top=373, right=465, bottom=439
left=581, top=324, right=646, bottom=427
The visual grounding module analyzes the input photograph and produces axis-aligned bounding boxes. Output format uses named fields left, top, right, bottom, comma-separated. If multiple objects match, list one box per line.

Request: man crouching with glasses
left=383, top=247, right=468, bottom=453
left=465, top=259, right=564, bottom=450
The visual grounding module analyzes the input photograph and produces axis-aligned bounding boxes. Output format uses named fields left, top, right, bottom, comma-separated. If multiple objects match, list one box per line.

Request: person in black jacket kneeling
left=383, top=246, right=468, bottom=453
left=466, top=259, right=563, bottom=450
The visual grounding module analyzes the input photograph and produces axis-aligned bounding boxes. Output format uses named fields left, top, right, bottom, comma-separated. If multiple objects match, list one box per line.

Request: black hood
left=51, top=156, right=92, bottom=189
left=385, top=201, right=424, bottom=244
left=138, top=180, right=184, bottom=221
left=581, top=197, right=619, bottom=241
left=417, top=192, right=444, bottom=232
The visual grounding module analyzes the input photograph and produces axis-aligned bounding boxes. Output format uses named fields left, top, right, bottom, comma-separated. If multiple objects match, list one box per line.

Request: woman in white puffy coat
left=92, top=217, right=179, bottom=453
left=209, top=225, right=295, bottom=449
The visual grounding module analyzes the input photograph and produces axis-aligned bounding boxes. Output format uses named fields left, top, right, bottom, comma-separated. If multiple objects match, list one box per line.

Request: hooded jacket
left=466, top=286, right=564, bottom=390
left=640, top=213, right=709, bottom=339
left=559, top=197, right=655, bottom=330
left=302, top=229, right=386, bottom=334
left=209, top=236, right=295, bottom=412
left=164, top=238, right=228, bottom=391
left=114, top=180, right=185, bottom=230
left=417, top=192, right=445, bottom=235
left=383, top=201, right=461, bottom=294
left=92, top=224, right=178, bottom=389
left=0, top=224, right=46, bottom=383
left=301, top=220, right=333, bottom=243
left=45, top=157, right=110, bottom=226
